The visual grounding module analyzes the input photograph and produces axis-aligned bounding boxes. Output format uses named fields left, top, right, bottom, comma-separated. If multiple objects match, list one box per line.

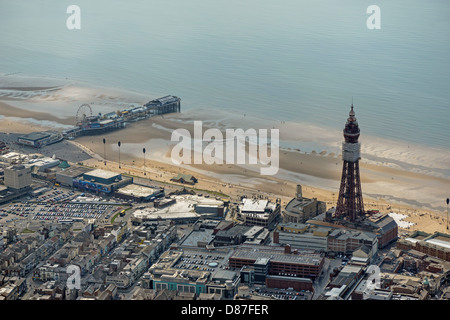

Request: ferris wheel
left=76, top=104, right=92, bottom=124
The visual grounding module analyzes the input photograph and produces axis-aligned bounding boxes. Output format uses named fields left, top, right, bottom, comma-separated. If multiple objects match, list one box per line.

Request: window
left=155, top=283, right=167, bottom=291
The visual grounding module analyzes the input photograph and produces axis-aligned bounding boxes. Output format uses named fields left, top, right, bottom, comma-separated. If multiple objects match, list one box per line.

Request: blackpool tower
left=335, top=104, right=365, bottom=221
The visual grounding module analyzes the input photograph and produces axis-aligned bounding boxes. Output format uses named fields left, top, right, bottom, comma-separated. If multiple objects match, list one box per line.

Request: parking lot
left=0, top=186, right=124, bottom=225
left=251, top=287, right=313, bottom=300
left=32, top=202, right=117, bottom=222
left=174, top=252, right=229, bottom=272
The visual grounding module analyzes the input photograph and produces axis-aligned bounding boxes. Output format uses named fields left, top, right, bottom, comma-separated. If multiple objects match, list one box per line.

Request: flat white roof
left=85, top=169, right=120, bottom=180
left=132, top=195, right=223, bottom=220
left=341, top=264, right=363, bottom=274
left=241, top=199, right=268, bottom=213
left=117, top=184, right=159, bottom=197
left=425, top=238, right=450, bottom=250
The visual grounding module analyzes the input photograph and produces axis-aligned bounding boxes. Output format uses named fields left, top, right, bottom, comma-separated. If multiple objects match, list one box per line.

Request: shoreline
left=1, top=84, right=449, bottom=235
left=64, top=117, right=450, bottom=234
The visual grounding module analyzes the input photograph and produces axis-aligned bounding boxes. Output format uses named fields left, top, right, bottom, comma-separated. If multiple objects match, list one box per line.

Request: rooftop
left=150, top=95, right=180, bottom=105
left=231, top=245, right=322, bottom=266
left=116, top=184, right=160, bottom=197
left=285, top=197, right=316, bottom=213
left=425, top=233, right=450, bottom=250
left=18, top=132, right=51, bottom=141
left=180, top=229, right=215, bottom=247
left=84, top=169, right=121, bottom=180
left=57, top=165, right=91, bottom=177
left=132, top=195, right=224, bottom=221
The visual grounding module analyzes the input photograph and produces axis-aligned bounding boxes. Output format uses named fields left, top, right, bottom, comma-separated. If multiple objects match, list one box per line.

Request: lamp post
left=143, top=147, right=146, bottom=176
left=118, top=141, right=121, bottom=169
left=103, top=138, right=106, bottom=165
left=447, top=198, right=449, bottom=230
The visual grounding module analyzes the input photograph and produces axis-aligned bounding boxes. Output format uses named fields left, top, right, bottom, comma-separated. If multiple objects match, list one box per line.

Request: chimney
left=284, top=244, right=291, bottom=254
left=273, top=231, right=279, bottom=244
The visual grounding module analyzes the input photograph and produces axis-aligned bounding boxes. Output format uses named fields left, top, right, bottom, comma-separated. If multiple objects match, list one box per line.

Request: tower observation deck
left=335, top=105, right=364, bottom=221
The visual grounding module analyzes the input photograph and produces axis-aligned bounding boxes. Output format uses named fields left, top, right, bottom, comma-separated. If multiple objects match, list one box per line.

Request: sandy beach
left=69, top=113, right=450, bottom=235
left=1, top=83, right=449, bottom=235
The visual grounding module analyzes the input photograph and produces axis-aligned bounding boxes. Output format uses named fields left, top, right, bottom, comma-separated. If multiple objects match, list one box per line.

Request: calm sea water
left=1, top=0, right=449, bottom=149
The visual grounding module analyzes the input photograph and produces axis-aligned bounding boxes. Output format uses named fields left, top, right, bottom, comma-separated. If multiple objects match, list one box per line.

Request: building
left=147, top=246, right=239, bottom=299
left=111, top=222, right=129, bottom=243
left=114, top=184, right=164, bottom=202
left=367, top=213, right=398, bottom=248
left=273, top=222, right=329, bottom=252
left=327, top=228, right=378, bottom=257
left=273, top=222, right=378, bottom=258
left=144, top=95, right=181, bottom=116
left=131, top=195, right=225, bottom=224
left=326, top=264, right=365, bottom=299
left=213, top=225, right=254, bottom=247
left=229, top=244, right=324, bottom=281
left=0, top=152, right=28, bottom=166
left=28, top=157, right=60, bottom=173
left=4, top=165, right=32, bottom=191
left=283, top=185, right=326, bottom=223
left=55, top=166, right=92, bottom=187
left=73, top=168, right=132, bottom=194
left=238, top=198, right=280, bottom=229
left=397, top=231, right=450, bottom=262
left=0, top=141, right=8, bottom=154
left=170, top=174, right=197, bottom=185
left=17, top=131, right=63, bottom=148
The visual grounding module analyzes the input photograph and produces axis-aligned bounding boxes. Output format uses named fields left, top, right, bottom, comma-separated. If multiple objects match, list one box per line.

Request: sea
left=0, top=1, right=449, bottom=208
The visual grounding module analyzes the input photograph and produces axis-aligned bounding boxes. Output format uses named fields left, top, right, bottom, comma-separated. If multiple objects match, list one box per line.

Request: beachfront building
left=0, top=141, right=8, bottom=154
left=282, top=185, right=326, bottom=223
left=170, top=174, right=197, bottom=185
left=72, top=168, right=132, bottom=194
left=397, top=231, right=450, bottom=262
left=55, top=166, right=92, bottom=187
left=144, top=95, right=181, bottom=116
left=114, top=184, right=164, bottom=203
left=131, top=194, right=226, bottom=224
left=17, top=131, right=63, bottom=148
left=366, top=213, right=399, bottom=248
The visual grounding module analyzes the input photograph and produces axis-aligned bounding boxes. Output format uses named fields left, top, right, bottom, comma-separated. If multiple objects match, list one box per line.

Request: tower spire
left=335, top=104, right=364, bottom=222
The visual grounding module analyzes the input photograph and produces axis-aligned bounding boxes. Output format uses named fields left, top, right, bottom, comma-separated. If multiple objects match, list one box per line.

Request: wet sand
left=0, top=100, right=75, bottom=126
left=69, top=114, right=450, bottom=234
left=1, top=90, right=449, bottom=235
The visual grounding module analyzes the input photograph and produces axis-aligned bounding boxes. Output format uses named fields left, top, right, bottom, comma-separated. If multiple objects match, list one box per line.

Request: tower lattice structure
left=335, top=105, right=365, bottom=221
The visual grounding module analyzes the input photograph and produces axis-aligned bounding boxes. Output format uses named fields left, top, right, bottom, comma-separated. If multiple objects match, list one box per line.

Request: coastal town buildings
left=0, top=106, right=447, bottom=302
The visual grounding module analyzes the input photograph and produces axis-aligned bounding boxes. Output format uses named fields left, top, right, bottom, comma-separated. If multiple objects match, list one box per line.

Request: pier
left=62, top=95, right=181, bottom=140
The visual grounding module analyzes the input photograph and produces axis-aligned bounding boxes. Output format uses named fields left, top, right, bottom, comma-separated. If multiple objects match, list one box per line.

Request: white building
left=4, top=165, right=32, bottom=190
left=238, top=198, right=280, bottom=229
